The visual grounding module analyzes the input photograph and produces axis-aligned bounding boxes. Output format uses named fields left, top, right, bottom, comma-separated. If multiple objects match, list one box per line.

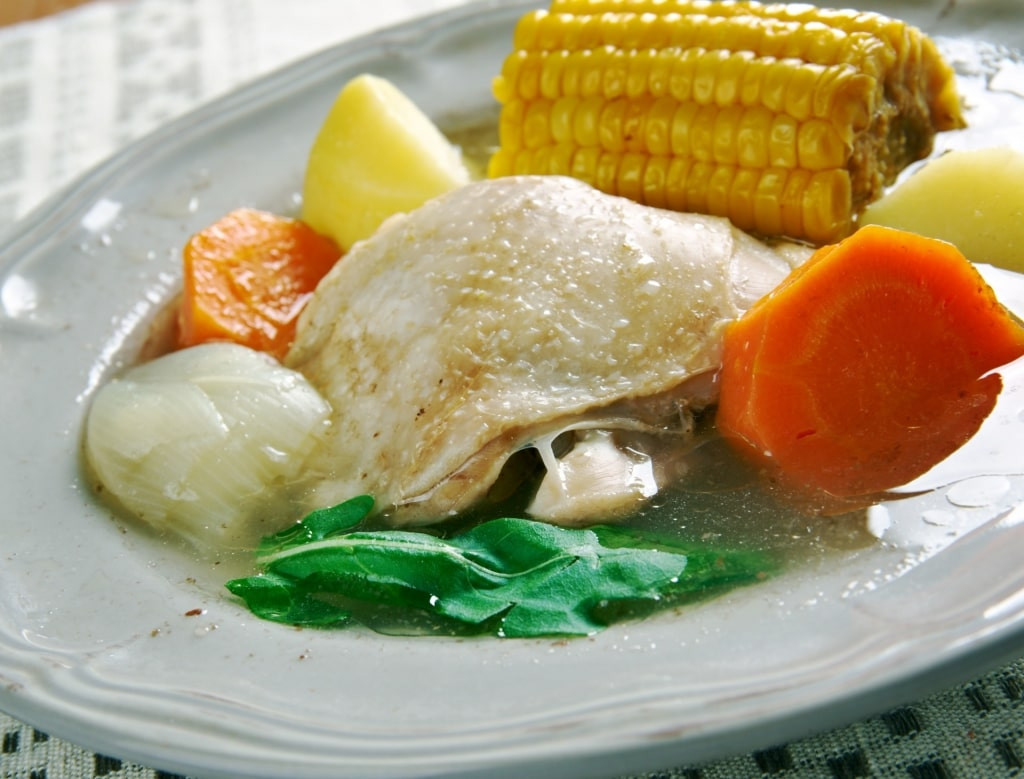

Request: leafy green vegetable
left=226, top=496, right=775, bottom=637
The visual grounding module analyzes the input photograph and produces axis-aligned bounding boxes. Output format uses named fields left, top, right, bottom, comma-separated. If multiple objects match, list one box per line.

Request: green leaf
left=225, top=496, right=776, bottom=638
left=254, top=494, right=374, bottom=556
left=224, top=572, right=352, bottom=627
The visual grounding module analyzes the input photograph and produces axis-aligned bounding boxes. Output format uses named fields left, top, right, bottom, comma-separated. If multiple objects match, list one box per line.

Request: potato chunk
left=301, top=74, right=471, bottom=250
left=860, top=147, right=1024, bottom=273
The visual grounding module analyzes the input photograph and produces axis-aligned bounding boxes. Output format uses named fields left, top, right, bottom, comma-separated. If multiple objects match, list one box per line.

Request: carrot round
left=716, top=224, right=1024, bottom=498
left=178, top=208, right=341, bottom=360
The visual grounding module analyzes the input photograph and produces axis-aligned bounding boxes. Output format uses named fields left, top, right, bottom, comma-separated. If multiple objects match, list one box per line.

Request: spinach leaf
left=225, top=496, right=775, bottom=637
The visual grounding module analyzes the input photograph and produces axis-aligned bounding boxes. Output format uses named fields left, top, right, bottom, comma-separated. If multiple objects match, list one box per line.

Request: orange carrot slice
left=178, top=208, right=341, bottom=360
left=716, top=224, right=1024, bottom=498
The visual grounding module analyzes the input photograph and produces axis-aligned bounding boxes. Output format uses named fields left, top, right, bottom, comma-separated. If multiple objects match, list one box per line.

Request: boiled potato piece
left=860, top=147, right=1024, bottom=273
left=302, top=74, right=471, bottom=250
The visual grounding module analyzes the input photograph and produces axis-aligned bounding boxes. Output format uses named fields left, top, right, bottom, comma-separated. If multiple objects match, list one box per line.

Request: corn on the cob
left=488, top=0, right=964, bottom=244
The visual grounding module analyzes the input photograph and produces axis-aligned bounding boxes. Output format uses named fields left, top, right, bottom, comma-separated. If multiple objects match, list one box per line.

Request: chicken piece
left=287, top=175, right=810, bottom=526
left=526, top=429, right=659, bottom=525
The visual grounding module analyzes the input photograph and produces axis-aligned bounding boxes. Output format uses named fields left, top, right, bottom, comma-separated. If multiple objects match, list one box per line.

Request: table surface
left=2, top=1, right=1024, bottom=777
left=0, top=0, right=91, bottom=26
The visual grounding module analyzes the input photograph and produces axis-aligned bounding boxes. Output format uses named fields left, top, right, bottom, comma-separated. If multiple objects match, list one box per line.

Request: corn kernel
left=736, top=106, right=772, bottom=168
left=684, top=160, right=715, bottom=214
left=690, top=104, right=718, bottom=162
left=604, top=47, right=630, bottom=97
left=729, top=168, right=761, bottom=231
left=574, top=95, right=604, bottom=146
left=642, top=155, right=670, bottom=207
left=753, top=168, right=788, bottom=236
left=665, top=156, right=691, bottom=211
left=523, top=100, right=554, bottom=148
left=599, top=98, right=628, bottom=151
left=780, top=168, right=811, bottom=238
left=623, top=97, right=652, bottom=152
left=803, top=169, right=852, bottom=243
left=705, top=164, right=735, bottom=219
left=540, top=50, right=570, bottom=99
left=645, top=96, right=677, bottom=155
left=669, top=101, right=698, bottom=156
left=551, top=96, right=578, bottom=143
left=571, top=146, right=602, bottom=185
left=712, top=105, right=744, bottom=165
left=797, top=118, right=848, bottom=170
left=618, top=151, right=648, bottom=201
left=595, top=150, right=620, bottom=192
left=768, top=113, right=798, bottom=167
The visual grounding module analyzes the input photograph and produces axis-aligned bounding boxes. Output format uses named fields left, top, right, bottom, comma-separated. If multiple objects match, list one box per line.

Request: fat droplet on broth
left=946, top=475, right=1012, bottom=508
left=866, top=505, right=892, bottom=539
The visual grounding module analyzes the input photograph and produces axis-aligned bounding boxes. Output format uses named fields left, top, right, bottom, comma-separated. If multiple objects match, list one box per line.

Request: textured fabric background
left=0, top=0, right=468, bottom=227
left=2, top=1, right=1024, bottom=777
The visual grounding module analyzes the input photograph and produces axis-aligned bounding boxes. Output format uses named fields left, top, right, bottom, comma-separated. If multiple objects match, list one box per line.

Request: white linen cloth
left=0, top=0, right=468, bottom=227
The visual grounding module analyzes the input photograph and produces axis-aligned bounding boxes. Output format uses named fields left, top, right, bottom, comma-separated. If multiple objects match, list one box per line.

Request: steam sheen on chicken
left=287, top=176, right=810, bottom=526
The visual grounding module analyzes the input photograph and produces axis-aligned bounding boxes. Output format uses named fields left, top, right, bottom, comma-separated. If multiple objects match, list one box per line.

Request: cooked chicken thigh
left=287, top=175, right=810, bottom=526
